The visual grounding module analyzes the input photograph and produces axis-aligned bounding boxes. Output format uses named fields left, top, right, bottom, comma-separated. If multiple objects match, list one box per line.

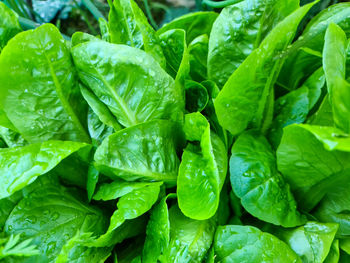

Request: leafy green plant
left=1, top=0, right=350, bottom=262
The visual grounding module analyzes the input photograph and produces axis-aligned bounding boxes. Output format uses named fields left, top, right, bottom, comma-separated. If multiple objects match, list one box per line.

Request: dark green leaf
left=230, top=131, right=306, bottom=227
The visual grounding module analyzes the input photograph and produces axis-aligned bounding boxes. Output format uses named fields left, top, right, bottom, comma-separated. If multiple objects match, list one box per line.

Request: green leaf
left=80, top=84, right=121, bottom=131
left=279, top=3, right=350, bottom=90
left=159, top=29, right=187, bottom=79
left=323, top=23, right=350, bottom=134
left=55, top=232, right=111, bottom=263
left=188, top=34, right=208, bottom=82
left=277, top=124, right=350, bottom=211
left=178, top=113, right=227, bottom=220
left=0, top=234, right=39, bottom=259
left=208, top=0, right=299, bottom=87
left=72, top=41, right=184, bottom=128
left=93, top=179, right=156, bottom=201
left=184, top=80, right=209, bottom=113
left=4, top=185, right=108, bottom=261
left=90, top=183, right=161, bottom=247
left=157, top=12, right=218, bottom=45
left=230, top=131, right=306, bottom=227
left=0, top=24, right=90, bottom=143
left=107, top=0, right=165, bottom=68
left=308, top=95, right=334, bottom=127
left=269, top=68, right=325, bottom=148
left=158, top=29, right=190, bottom=103
left=313, top=180, right=350, bottom=238
left=214, top=225, right=302, bottom=262
left=87, top=108, right=115, bottom=146
left=142, top=195, right=171, bottom=263
left=162, top=204, right=216, bottom=263
left=214, top=2, right=316, bottom=136
left=94, top=120, right=180, bottom=183
left=324, top=239, right=340, bottom=263
left=0, top=2, right=21, bottom=52
left=274, top=221, right=339, bottom=262
left=0, top=140, right=87, bottom=199
left=98, top=18, right=110, bottom=42
left=0, top=126, right=27, bottom=148
left=71, top=32, right=100, bottom=47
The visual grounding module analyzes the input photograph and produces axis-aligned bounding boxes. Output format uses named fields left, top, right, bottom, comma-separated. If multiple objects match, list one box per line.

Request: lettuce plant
left=1, top=0, right=350, bottom=262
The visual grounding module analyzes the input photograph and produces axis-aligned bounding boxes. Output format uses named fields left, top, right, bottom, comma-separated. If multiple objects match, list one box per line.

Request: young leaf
left=323, top=23, right=350, bottom=134
left=177, top=113, right=227, bottom=220
left=107, top=0, right=165, bottom=68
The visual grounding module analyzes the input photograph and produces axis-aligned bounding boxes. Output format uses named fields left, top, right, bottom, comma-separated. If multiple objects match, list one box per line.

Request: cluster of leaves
left=1, top=0, right=350, bottom=262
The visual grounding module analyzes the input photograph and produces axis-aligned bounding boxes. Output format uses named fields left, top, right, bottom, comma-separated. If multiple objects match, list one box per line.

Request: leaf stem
left=143, top=0, right=158, bottom=29
left=202, top=0, right=243, bottom=8
left=81, top=0, right=106, bottom=20
left=18, top=17, right=70, bottom=40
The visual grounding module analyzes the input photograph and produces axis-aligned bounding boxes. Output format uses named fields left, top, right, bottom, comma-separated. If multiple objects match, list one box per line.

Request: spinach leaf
left=313, top=180, right=350, bottom=238
left=93, top=179, right=156, bottom=201
left=72, top=41, right=184, bottom=128
left=143, top=197, right=216, bottom=263
left=274, top=221, right=339, bottom=262
left=55, top=232, right=111, bottom=263
left=279, top=3, right=350, bottom=90
left=277, top=124, right=350, bottom=211
left=0, top=126, right=27, bottom=148
left=4, top=185, right=108, bottom=261
left=325, top=239, right=340, bottom=263
left=90, top=183, right=161, bottom=247
left=230, top=131, right=306, bottom=227
left=214, top=2, right=315, bottom=136
left=184, top=80, right=209, bottom=113
left=0, top=2, right=21, bottom=52
left=214, top=225, right=302, bottom=262
left=208, top=0, right=299, bottom=87
left=0, top=24, right=90, bottom=143
left=107, top=0, right=165, bottom=68
left=323, top=23, right=350, bottom=134
left=269, top=68, right=325, bottom=148
left=308, top=95, right=334, bottom=126
left=80, top=84, right=121, bottom=132
left=94, top=120, right=180, bottom=183
left=188, top=34, right=208, bottom=82
left=178, top=113, right=227, bottom=220
left=0, top=140, right=87, bottom=199
left=158, top=29, right=190, bottom=95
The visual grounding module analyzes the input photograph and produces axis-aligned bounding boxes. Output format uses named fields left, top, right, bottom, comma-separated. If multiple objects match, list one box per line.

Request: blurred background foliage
left=0, top=0, right=348, bottom=38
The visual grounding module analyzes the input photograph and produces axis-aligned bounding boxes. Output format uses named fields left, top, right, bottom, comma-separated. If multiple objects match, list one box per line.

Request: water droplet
left=50, top=212, right=60, bottom=220
left=46, top=241, right=56, bottom=254
left=149, top=70, right=155, bottom=77
left=43, top=209, right=50, bottom=216
left=25, top=215, right=37, bottom=224
left=7, top=225, right=13, bottom=231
